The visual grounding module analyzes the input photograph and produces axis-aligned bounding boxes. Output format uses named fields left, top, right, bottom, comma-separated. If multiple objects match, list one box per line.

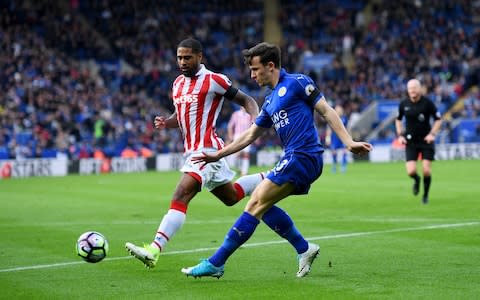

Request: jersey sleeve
left=255, top=108, right=273, bottom=128
left=396, top=101, right=404, bottom=120
left=294, top=74, right=323, bottom=107
left=210, top=73, right=233, bottom=95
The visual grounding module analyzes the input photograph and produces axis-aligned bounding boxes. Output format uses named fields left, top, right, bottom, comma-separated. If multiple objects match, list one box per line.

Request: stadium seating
left=0, top=0, right=478, bottom=160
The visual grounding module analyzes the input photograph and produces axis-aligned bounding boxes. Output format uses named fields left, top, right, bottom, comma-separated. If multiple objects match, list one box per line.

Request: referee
left=395, top=79, right=442, bottom=204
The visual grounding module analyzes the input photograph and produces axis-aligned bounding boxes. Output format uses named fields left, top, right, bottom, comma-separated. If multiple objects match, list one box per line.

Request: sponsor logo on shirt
left=173, top=94, right=199, bottom=104
left=271, top=109, right=290, bottom=130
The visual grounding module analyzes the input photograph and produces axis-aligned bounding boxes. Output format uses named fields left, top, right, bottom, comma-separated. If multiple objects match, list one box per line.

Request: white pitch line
left=0, top=221, right=478, bottom=274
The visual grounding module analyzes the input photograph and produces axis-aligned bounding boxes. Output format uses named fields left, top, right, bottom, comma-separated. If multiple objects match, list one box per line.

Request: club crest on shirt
left=278, top=86, right=287, bottom=97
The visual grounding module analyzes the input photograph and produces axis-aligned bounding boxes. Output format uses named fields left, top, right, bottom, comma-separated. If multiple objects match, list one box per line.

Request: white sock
left=234, top=172, right=265, bottom=198
left=151, top=209, right=186, bottom=251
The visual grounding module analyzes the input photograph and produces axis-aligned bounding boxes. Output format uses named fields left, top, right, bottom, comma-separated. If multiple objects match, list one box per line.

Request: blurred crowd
left=0, top=0, right=479, bottom=160
left=281, top=0, right=479, bottom=141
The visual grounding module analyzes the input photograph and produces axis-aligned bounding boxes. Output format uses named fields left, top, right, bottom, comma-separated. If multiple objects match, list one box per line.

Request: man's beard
left=182, top=69, right=196, bottom=77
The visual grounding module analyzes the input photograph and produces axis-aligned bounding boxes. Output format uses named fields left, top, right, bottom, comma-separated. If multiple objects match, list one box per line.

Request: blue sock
left=332, top=152, right=337, bottom=172
left=262, top=205, right=308, bottom=254
left=209, top=212, right=259, bottom=267
left=341, top=153, right=347, bottom=172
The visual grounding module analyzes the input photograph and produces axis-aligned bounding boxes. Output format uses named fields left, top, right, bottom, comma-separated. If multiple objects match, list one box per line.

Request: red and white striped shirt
left=228, top=109, right=252, bottom=140
left=172, top=64, right=232, bottom=154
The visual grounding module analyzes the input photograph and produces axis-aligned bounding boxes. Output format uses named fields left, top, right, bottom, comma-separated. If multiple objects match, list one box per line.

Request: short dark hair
left=177, top=38, right=203, bottom=54
left=242, top=42, right=281, bottom=68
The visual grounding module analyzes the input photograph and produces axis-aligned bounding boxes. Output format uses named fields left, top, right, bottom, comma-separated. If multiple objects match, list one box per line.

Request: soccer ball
left=76, top=231, right=109, bottom=263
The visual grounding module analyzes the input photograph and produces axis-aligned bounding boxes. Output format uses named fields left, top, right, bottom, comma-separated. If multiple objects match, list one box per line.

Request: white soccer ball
left=76, top=231, right=109, bottom=263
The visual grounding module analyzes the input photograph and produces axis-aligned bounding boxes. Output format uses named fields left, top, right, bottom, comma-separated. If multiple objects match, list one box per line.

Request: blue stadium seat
left=452, top=118, right=480, bottom=143
left=0, top=146, right=10, bottom=160
left=16, top=132, right=33, bottom=145
left=41, top=149, right=57, bottom=158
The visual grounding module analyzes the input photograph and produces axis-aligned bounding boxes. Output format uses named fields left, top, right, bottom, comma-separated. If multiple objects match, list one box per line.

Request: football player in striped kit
left=126, top=38, right=265, bottom=269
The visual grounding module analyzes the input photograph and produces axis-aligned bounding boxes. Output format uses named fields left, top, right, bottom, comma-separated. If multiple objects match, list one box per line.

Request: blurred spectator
left=121, top=146, right=138, bottom=158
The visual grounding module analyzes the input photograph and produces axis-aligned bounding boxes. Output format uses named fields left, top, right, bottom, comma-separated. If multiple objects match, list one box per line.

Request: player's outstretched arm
left=192, top=124, right=266, bottom=165
left=315, top=97, right=372, bottom=155
left=154, top=112, right=179, bottom=129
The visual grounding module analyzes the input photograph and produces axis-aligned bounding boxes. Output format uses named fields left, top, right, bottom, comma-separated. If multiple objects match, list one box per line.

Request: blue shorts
left=267, top=151, right=323, bottom=195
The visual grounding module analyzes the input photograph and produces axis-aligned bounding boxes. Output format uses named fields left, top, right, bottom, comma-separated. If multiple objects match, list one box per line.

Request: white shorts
left=180, top=149, right=235, bottom=191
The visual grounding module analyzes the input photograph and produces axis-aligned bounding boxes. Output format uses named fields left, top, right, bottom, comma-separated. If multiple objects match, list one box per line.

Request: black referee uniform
left=396, top=95, right=441, bottom=204
left=397, top=95, right=441, bottom=161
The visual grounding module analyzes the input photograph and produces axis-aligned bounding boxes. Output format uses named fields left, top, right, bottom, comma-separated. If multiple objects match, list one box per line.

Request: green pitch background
left=1, top=160, right=479, bottom=299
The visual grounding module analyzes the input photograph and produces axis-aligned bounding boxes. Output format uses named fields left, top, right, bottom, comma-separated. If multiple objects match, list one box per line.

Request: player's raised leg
left=210, top=172, right=266, bottom=206
left=234, top=172, right=266, bottom=199
left=126, top=174, right=198, bottom=268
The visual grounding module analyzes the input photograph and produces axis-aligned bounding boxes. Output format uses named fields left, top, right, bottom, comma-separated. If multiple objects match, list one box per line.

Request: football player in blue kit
left=181, top=42, right=372, bottom=278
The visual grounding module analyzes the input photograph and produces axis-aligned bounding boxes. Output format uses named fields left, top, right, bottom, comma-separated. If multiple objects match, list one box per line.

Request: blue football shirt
left=255, top=69, right=324, bottom=154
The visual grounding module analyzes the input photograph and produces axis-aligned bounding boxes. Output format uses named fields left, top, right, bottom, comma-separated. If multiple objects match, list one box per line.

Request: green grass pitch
left=1, top=160, right=479, bottom=299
